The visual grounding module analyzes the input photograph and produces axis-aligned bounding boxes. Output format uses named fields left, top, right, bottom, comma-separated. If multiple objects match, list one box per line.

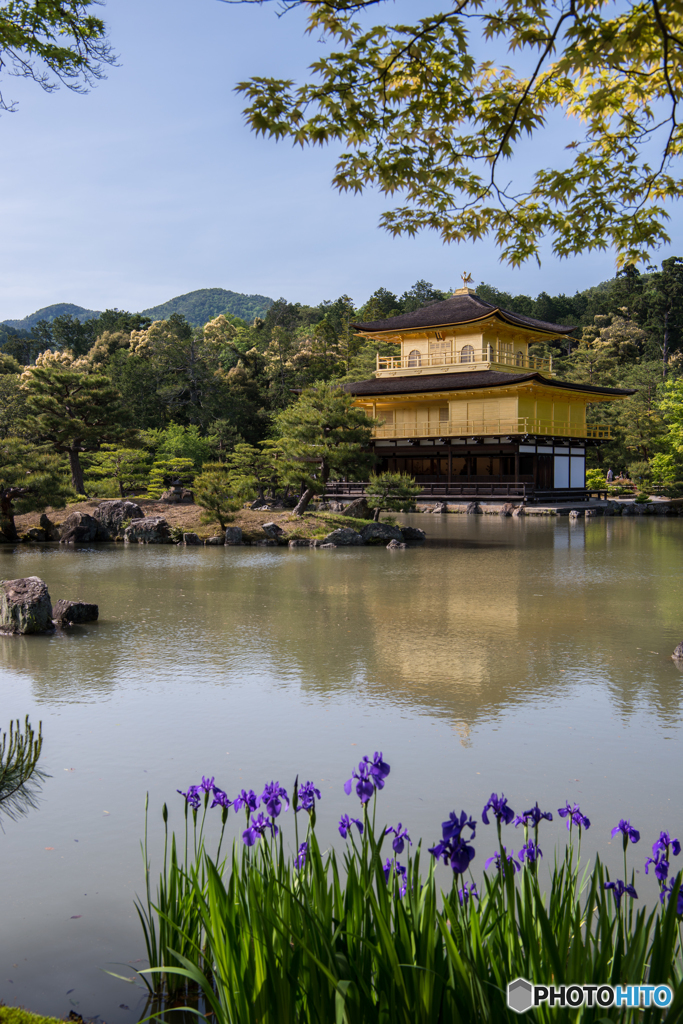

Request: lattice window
left=460, top=344, right=475, bottom=363
left=439, top=407, right=449, bottom=423
left=407, top=350, right=422, bottom=366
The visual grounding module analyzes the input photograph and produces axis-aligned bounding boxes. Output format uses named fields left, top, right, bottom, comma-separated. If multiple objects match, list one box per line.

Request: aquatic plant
left=127, top=754, right=683, bottom=1022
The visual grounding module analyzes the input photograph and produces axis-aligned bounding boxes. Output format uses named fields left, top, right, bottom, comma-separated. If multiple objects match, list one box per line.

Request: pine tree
left=275, top=383, right=376, bottom=515
left=194, top=463, right=242, bottom=530
left=365, top=472, right=421, bottom=520
left=21, top=353, right=132, bottom=494
left=0, top=438, right=72, bottom=541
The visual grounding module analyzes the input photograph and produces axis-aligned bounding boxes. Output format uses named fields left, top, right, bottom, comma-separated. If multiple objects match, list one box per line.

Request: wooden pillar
left=514, top=450, right=520, bottom=482
left=448, top=447, right=452, bottom=486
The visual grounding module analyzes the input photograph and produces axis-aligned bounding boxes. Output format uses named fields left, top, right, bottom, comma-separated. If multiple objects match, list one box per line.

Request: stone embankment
left=0, top=577, right=98, bottom=635
left=415, top=500, right=683, bottom=517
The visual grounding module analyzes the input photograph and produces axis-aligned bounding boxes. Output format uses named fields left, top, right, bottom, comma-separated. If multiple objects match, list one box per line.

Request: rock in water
left=224, top=527, right=243, bottom=545
left=289, top=538, right=312, bottom=548
left=400, top=526, right=426, bottom=542
left=432, top=502, right=448, bottom=514
left=341, top=497, right=374, bottom=520
left=386, top=538, right=407, bottom=549
left=360, top=522, right=403, bottom=544
left=511, top=505, right=525, bottom=517
left=205, top=535, right=224, bottom=545
left=0, top=576, right=53, bottom=633
left=40, top=513, right=61, bottom=540
left=93, top=500, right=144, bottom=539
left=182, top=532, right=202, bottom=545
left=499, top=503, right=514, bottom=516
left=465, top=502, right=481, bottom=515
left=322, top=528, right=364, bottom=546
left=123, top=517, right=171, bottom=544
left=53, top=600, right=98, bottom=625
left=673, top=641, right=683, bottom=661
left=59, top=511, right=99, bottom=544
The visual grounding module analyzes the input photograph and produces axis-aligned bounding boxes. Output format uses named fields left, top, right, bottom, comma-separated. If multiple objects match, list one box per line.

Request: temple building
left=345, top=281, right=634, bottom=501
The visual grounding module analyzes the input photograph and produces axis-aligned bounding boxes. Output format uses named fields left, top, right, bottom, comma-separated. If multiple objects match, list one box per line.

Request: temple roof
left=353, top=291, right=576, bottom=336
left=345, top=370, right=635, bottom=398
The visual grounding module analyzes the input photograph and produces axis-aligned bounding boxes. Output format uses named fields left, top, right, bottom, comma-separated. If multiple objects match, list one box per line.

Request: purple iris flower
left=482, top=793, right=515, bottom=826
left=200, top=776, right=215, bottom=793
left=514, top=803, right=553, bottom=828
left=294, top=841, right=308, bottom=869
left=611, top=819, right=640, bottom=844
left=645, top=852, right=670, bottom=882
left=458, top=881, right=479, bottom=905
left=519, top=841, right=543, bottom=864
left=177, top=785, right=202, bottom=810
left=653, top=831, right=681, bottom=858
left=485, top=846, right=521, bottom=873
left=242, top=812, right=277, bottom=847
left=604, top=879, right=638, bottom=910
left=210, top=787, right=231, bottom=810
left=388, top=823, right=412, bottom=854
left=296, top=781, right=321, bottom=813
left=558, top=801, right=591, bottom=830
left=260, top=782, right=289, bottom=819
left=366, top=751, right=391, bottom=790
left=233, top=789, right=260, bottom=814
left=429, top=810, right=477, bottom=874
left=344, top=760, right=376, bottom=804
left=442, top=810, right=477, bottom=842
left=383, top=857, right=407, bottom=897
left=338, top=814, right=364, bottom=839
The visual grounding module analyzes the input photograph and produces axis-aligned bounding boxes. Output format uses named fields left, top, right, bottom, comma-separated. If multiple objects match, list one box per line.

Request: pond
left=1, top=514, right=682, bottom=1020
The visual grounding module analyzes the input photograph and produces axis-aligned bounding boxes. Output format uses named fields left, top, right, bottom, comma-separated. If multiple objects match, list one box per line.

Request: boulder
left=93, top=500, right=144, bottom=539
left=499, top=503, right=514, bottom=516
left=432, top=502, right=448, bottom=513
left=289, top=538, right=312, bottom=548
left=255, top=539, right=277, bottom=546
left=59, top=511, right=99, bottom=544
left=386, top=538, right=407, bottom=549
left=511, top=505, right=525, bottom=517
left=673, top=641, right=683, bottom=661
left=359, top=522, right=403, bottom=544
left=224, top=527, right=243, bottom=546
left=250, top=497, right=270, bottom=510
left=400, top=526, right=426, bottom=542
left=262, top=522, right=285, bottom=539
left=315, top=542, right=337, bottom=549
left=655, top=503, right=670, bottom=515
left=465, top=502, right=481, bottom=515
left=341, top=496, right=374, bottom=520
left=40, top=513, right=61, bottom=540
left=25, top=528, right=48, bottom=542
left=123, top=517, right=171, bottom=544
left=321, top=528, right=364, bottom=546
left=585, top=509, right=597, bottom=517
left=622, top=504, right=635, bottom=515
left=53, top=599, right=98, bottom=625
left=0, top=576, right=53, bottom=634
left=206, top=535, right=225, bottom=545
left=183, top=532, right=202, bottom=545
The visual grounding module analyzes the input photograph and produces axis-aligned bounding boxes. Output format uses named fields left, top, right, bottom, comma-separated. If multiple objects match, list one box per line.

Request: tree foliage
left=238, top=0, right=683, bottom=266
left=0, top=0, right=116, bottom=113
left=194, top=462, right=243, bottom=531
left=0, top=716, right=47, bottom=822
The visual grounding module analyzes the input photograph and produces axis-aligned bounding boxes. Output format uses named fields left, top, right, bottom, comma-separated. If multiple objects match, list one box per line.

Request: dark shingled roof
left=345, top=371, right=635, bottom=398
left=353, top=292, right=576, bottom=336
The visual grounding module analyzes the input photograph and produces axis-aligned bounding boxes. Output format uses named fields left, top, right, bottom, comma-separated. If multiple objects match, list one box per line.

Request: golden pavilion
left=345, top=281, right=633, bottom=500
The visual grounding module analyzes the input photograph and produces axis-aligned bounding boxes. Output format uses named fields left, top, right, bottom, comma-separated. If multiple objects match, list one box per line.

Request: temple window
left=407, top=349, right=422, bottom=366
left=460, top=344, right=475, bottom=363
left=516, top=350, right=525, bottom=365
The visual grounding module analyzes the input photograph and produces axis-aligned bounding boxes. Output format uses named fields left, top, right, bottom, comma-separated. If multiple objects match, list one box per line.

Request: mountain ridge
left=2, top=287, right=274, bottom=331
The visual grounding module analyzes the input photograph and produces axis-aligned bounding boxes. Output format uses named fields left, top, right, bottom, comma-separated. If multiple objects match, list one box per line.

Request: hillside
left=3, top=302, right=102, bottom=331
left=140, top=288, right=273, bottom=325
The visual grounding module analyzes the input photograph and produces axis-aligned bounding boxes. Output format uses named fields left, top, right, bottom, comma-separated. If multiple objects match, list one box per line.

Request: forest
left=1, top=260, right=683, bottom=524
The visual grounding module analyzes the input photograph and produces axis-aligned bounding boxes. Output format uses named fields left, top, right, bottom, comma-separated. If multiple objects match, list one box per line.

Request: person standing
left=606, top=468, right=614, bottom=483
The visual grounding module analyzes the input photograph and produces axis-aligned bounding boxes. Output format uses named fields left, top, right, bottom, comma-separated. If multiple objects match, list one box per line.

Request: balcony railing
left=372, top=418, right=611, bottom=440
left=376, top=351, right=552, bottom=374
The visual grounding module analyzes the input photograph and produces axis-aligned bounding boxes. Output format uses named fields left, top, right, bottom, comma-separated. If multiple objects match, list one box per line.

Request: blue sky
left=0, top=0, right=680, bottom=320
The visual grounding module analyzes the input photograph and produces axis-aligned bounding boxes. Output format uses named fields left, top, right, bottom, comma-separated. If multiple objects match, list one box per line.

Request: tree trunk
left=0, top=489, right=19, bottom=541
left=293, top=486, right=315, bottom=516
left=69, top=449, right=85, bottom=495
left=663, top=308, right=670, bottom=380
left=119, top=478, right=125, bottom=499
left=373, top=506, right=381, bottom=521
